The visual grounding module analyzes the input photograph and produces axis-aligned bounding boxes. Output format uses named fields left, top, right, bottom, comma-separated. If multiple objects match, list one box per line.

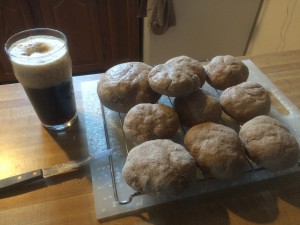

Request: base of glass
left=42, top=113, right=78, bottom=131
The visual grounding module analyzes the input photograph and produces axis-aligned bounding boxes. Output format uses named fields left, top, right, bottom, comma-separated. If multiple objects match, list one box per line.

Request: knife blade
left=0, top=149, right=112, bottom=191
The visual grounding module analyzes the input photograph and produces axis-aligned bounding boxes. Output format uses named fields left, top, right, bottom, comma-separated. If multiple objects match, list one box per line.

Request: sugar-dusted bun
left=205, top=55, right=249, bottom=90
left=123, top=103, right=180, bottom=144
left=122, top=139, right=197, bottom=196
left=220, top=82, right=271, bottom=122
left=239, top=115, right=300, bottom=171
left=174, top=89, right=222, bottom=127
left=97, top=62, right=161, bottom=113
left=184, top=122, right=248, bottom=179
left=148, top=56, right=206, bottom=97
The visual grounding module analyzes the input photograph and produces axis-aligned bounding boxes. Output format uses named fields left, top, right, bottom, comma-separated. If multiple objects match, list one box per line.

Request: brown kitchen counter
left=1, top=50, right=300, bottom=225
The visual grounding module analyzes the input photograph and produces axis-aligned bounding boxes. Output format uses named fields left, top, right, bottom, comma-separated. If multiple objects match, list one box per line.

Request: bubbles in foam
left=9, top=35, right=66, bottom=65
left=8, top=35, right=72, bottom=89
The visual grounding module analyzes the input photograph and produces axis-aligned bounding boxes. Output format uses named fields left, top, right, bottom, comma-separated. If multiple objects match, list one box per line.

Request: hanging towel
left=138, top=0, right=176, bottom=35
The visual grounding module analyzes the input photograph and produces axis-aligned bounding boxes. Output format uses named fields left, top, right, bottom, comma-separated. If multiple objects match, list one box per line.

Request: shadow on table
left=117, top=181, right=281, bottom=225
left=45, top=111, right=89, bottom=160
left=274, top=171, right=300, bottom=208
left=146, top=193, right=230, bottom=225
left=223, top=181, right=278, bottom=224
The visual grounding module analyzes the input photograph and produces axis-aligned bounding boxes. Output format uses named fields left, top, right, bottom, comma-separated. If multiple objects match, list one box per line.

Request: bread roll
left=165, top=55, right=207, bottom=84
left=205, top=55, right=249, bottom=90
left=184, top=122, right=248, bottom=179
left=174, top=89, right=222, bottom=127
left=220, top=82, right=271, bottom=122
left=148, top=56, right=206, bottom=97
left=123, top=103, right=180, bottom=144
left=97, top=62, right=161, bottom=113
left=122, top=139, right=197, bottom=196
left=239, top=115, right=300, bottom=171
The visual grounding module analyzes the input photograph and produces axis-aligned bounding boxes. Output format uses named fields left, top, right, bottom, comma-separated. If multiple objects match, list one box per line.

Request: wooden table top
left=1, top=50, right=300, bottom=225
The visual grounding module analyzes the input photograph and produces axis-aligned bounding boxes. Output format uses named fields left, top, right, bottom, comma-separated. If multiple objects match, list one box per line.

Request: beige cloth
left=139, top=0, right=176, bottom=35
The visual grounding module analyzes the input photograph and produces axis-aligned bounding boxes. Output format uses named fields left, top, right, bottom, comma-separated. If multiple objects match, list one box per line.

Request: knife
left=0, top=149, right=112, bottom=191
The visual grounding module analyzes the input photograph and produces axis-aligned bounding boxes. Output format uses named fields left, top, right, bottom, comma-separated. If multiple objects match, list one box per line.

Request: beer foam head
left=8, top=35, right=72, bottom=89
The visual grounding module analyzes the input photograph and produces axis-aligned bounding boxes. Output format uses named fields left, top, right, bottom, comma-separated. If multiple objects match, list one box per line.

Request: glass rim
left=4, top=28, right=68, bottom=60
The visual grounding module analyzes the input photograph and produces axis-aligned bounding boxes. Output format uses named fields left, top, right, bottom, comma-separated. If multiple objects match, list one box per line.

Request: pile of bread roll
left=97, top=55, right=300, bottom=197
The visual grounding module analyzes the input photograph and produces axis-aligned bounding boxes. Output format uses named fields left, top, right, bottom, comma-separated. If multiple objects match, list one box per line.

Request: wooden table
left=1, top=50, right=300, bottom=225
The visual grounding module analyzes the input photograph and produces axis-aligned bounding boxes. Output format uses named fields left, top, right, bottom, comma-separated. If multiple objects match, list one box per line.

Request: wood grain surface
left=1, top=50, right=300, bottom=225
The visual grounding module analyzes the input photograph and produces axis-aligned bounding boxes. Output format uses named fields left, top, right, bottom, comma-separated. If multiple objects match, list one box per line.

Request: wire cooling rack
left=82, top=60, right=300, bottom=221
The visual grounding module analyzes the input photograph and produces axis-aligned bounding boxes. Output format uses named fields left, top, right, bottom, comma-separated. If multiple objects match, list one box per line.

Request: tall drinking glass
left=5, top=28, right=77, bottom=130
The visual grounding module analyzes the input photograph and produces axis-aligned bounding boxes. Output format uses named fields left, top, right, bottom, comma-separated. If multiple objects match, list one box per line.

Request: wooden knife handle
left=0, top=169, right=43, bottom=191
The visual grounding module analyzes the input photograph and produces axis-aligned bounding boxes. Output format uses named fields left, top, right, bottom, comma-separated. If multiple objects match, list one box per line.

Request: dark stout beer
left=24, top=79, right=76, bottom=126
left=5, top=29, right=77, bottom=130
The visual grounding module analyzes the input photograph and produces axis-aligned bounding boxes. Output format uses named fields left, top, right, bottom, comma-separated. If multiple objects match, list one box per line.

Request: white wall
left=143, top=0, right=262, bottom=65
left=246, top=0, right=300, bottom=55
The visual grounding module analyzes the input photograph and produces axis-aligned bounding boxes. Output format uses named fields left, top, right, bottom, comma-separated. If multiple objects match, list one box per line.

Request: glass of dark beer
left=5, top=28, right=77, bottom=130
